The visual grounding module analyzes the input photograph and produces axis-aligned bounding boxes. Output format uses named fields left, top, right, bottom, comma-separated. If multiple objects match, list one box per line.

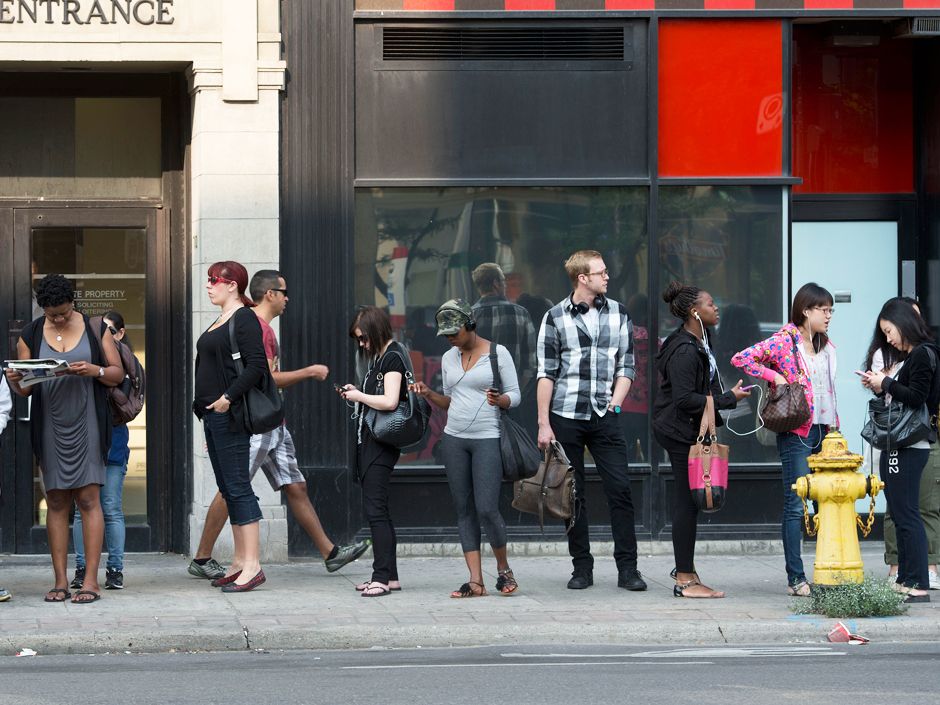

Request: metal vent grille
left=912, top=18, right=940, bottom=34
left=382, top=26, right=626, bottom=61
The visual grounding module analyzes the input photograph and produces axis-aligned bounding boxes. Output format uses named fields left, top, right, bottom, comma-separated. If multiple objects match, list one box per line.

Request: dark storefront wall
left=282, top=9, right=935, bottom=553
left=280, top=7, right=800, bottom=554
left=0, top=74, right=191, bottom=555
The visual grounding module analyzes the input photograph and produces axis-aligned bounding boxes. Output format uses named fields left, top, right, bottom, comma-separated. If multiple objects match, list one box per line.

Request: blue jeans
left=204, top=411, right=261, bottom=526
left=776, top=424, right=824, bottom=586
left=74, top=464, right=127, bottom=572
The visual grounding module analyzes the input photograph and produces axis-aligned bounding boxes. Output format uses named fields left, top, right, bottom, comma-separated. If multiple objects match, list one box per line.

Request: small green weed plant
left=791, top=574, right=909, bottom=618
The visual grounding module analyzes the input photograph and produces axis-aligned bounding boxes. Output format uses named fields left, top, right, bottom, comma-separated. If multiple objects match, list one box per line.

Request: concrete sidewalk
left=1, top=545, right=937, bottom=656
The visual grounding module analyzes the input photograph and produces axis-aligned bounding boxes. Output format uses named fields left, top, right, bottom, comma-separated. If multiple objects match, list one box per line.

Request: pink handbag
left=688, top=396, right=729, bottom=513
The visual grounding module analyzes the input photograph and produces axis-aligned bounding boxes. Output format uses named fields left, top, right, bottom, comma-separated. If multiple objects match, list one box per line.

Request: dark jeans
left=658, top=440, right=697, bottom=574
left=360, top=454, right=399, bottom=584
left=884, top=443, right=940, bottom=565
left=550, top=411, right=639, bottom=574
left=776, top=425, right=824, bottom=586
left=881, top=446, right=931, bottom=590
left=204, top=411, right=261, bottom=526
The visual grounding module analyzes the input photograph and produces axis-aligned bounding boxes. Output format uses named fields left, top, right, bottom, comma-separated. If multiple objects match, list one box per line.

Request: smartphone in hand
left=740, top=384, right=755, bottom=392
left=853, top=370, right=866, bottom=377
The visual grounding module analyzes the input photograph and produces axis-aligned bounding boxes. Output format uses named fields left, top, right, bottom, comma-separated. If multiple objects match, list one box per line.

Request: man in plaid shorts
left=536, top=250, right=646, bottom=593
left=188, top=270, right=370, bottom=580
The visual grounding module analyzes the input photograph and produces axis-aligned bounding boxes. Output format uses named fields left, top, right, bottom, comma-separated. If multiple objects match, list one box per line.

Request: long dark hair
left=103, top=309, right=132, bottom=351
left=863, top=297, right=921, bottom=371
left=349, top=306, right=393, bottom=361
left=790, top=282, right=833, bottom=350
left=878, top=298, right=934, bottom=351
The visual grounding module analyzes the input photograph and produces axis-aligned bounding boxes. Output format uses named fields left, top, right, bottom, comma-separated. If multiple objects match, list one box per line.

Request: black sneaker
left=105, top=569, right=124, bottom=590
left=618, top=567, right=648, bottom=591
left=70, top=566, right=86, bottom=590
left=567, top=571, right=593, bottom=590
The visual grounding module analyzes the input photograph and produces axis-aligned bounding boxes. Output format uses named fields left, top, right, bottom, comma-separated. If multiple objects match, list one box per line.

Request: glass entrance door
left=8, top=208, right=157, bottom=553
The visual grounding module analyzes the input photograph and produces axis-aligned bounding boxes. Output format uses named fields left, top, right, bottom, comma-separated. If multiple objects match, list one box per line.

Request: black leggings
left=662, top=442, right=698, bottom=574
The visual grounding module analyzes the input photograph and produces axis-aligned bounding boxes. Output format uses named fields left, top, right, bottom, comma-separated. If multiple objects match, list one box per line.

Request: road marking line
left=501, top=647, right=842, bottom=659
left=341, top=661, right=711, bottom=670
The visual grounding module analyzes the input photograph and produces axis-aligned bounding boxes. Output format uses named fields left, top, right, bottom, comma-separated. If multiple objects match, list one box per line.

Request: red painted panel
left=659, top=20, right=783, bottom=177
left=903, top=0, right=940, bottom=7
left=803, top=0, right=853, bottom=8
left=504, top=0, right=556, bottom=9
left=703, top=0, right=756, bottom=8
left=403, top=0, right=456, bottom=9
left=792, top=27, right=913, bottom=193
left=606, top=0, right=656, bottom=8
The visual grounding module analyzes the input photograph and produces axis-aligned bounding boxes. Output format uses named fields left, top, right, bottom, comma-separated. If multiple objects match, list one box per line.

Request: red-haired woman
left=193, top=261, right=269, bottom=592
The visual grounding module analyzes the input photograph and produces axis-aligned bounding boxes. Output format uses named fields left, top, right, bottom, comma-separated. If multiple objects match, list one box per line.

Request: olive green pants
left=884, top=443, right=940, bottom=565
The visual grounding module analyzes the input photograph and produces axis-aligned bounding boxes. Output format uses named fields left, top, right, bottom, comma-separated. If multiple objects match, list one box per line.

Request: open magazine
left=2, top=359, right=70, bottom=388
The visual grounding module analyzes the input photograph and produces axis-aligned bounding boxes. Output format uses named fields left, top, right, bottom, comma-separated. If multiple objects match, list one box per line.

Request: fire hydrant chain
left=856, top=492, right=877, bottom=538
left=800, top=495, right=819, bottom=537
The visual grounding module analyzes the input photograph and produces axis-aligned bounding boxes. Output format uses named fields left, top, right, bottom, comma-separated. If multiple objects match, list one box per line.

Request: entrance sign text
left=0, top=0, right=174, bottom=25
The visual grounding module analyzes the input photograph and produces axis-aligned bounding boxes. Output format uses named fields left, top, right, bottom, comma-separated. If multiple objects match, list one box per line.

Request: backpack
left=92, top=316, right=146, bottom=426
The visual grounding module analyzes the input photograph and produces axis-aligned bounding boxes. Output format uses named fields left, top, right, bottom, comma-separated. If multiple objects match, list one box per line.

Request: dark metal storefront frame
left=0, top=73, right=191, bottom=555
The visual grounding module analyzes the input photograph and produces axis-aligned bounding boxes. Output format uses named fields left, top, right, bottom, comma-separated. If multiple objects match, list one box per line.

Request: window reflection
left=355, top=187, right=650, bottom=465
left=657, top=186, right=784, bottom=463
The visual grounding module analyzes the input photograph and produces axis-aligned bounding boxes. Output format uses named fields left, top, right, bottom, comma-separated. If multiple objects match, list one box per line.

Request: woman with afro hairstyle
left=653, top=282, right=750, bottom=598
left=5, top=274, right=124, bottom=604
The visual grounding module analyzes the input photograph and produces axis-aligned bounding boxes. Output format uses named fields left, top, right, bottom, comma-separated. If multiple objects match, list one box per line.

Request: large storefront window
left=657, top=186, right=784, bottom=463
left=355, top=186, right=650, bottom=465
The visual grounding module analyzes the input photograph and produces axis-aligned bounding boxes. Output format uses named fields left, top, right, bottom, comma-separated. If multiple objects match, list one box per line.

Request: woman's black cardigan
left=881, top=342, right=940, bottom=437
left=652, top=328, right=738, bottom=452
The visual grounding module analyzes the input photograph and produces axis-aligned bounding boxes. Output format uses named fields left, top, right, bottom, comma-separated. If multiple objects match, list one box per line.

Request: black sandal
left=495, top=569, right=518, bottom=595
left=450, top=581, right=487, bottom=598
left=44, top=588, right=71, bottom=603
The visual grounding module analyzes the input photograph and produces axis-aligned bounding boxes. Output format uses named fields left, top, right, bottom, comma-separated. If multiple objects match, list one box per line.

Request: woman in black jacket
left=652, top=282, right=750, bottom=598
left=193, top=261, right=269, bottom=593
left=862, top=299, right=940, bottom=603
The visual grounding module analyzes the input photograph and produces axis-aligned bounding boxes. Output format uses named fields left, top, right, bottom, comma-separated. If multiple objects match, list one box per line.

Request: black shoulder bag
left=489, top=342, right=541, bottom=481
left=861, top=346, right=938, bottom=451
left=364, top=346, right=431, bottom=450
left=227, top=316, right=284, bottom=435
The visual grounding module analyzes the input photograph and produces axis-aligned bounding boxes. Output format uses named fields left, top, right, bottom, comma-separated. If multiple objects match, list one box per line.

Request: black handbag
left=364, top=346, right=431, bottom=450
left=489, top=343, right=540, bottom=482
left=227, top=316, right=284, bottom=435
left=861, top=346, right=938, bottom=451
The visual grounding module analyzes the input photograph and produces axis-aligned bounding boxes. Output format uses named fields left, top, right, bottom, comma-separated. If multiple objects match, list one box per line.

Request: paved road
left=2, top=643, right=938, bottom=705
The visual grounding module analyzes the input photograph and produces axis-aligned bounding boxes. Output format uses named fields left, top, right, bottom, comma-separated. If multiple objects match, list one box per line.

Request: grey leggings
left=441, top=433, right=507, bottom=553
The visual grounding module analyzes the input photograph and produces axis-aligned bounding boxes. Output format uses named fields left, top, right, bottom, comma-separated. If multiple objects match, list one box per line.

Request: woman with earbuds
left=412, top=299, right=521, bottom=597
left=653, top=282, right=750, bottom=598
left=732, top=283, right=839, bottom=596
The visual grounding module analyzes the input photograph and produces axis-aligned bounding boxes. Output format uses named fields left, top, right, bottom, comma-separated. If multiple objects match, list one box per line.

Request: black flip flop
left=44, top=588, right=71, bottom=603
left=71, top=590, right=101, bottom=604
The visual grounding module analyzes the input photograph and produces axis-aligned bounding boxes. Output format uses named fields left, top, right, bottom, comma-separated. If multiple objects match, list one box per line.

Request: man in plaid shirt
left=536, top=250, right=646, bottom=592
left=471, top=263, right=537, bottom=395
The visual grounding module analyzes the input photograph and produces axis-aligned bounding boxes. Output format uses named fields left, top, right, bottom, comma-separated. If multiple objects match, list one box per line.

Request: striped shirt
left=537, top=296, right=635, bottom=420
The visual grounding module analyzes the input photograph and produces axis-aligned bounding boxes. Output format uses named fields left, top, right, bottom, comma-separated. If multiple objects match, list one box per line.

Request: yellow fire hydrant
left=791, top=431, right=883, bottom=585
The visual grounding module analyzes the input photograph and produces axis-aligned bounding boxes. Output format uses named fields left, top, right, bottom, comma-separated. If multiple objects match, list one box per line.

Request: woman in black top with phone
left=861, top=299, right=940, bottom=603
left=337, top=306, right=408, bottom=598
left=652, top=282, right=750, bottom=598
left=193, top=261, right=269, bottom=593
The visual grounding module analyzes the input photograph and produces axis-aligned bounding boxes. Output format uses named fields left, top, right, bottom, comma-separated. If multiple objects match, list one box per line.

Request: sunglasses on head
left=208, top=275, right=235, bottom=286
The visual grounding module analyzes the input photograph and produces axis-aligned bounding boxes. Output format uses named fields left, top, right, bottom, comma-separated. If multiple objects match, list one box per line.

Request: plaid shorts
left=249, top=425, right=305, bottom=491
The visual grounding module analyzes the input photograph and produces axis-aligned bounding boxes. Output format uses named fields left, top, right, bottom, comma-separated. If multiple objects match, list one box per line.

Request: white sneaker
left=928, top=571, right=940, bottom=590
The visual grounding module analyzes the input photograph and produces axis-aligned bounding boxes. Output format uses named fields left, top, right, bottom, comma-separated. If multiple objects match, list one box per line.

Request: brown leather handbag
left=512, top=440, right=576, bottom=530
left=760, top=334, right=811, bottom=434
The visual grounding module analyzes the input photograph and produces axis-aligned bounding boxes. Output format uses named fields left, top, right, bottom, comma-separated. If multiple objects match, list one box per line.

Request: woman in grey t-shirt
left=413, top=299, right=521, bottom=597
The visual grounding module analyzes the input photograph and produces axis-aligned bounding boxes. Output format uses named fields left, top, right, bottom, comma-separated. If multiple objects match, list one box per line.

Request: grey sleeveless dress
left=38, top=333, right=105, bottom=490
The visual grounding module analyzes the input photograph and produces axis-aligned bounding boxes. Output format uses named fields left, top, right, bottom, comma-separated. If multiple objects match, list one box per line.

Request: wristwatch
left=609, top=404, right=621, bottom=414
left=97, top=366, right=105, bottom=378
left=223, top=393, right=232, bottom=402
